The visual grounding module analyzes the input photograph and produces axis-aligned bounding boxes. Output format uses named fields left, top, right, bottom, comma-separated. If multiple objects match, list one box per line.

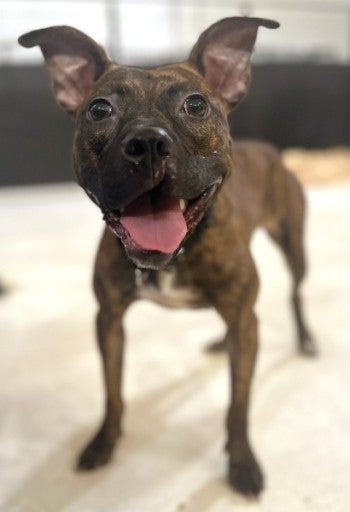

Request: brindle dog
left=19, top=17, right=316, bottom=496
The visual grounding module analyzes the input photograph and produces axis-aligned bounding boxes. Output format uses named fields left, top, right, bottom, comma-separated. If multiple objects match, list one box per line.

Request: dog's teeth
left=180, top=199, right=187, bottom=212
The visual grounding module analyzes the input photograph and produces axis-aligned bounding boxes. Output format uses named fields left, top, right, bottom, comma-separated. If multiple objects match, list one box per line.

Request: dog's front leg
left=78, top=308, right=126, bottom=470
left=210, top=255, right=262, bottom=496
left=225, top=305, right=262, bottom=496
left=77, top=231, right=135, bottom=471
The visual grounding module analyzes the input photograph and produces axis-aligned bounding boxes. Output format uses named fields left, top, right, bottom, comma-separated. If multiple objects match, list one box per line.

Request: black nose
left=121, top=126, right=173, bottom=164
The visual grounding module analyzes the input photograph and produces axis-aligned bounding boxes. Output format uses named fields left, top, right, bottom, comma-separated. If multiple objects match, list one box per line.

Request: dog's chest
left=134, top=267, right=208, bottom=309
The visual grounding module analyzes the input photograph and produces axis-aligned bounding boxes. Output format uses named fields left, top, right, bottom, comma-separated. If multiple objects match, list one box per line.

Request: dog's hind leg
left=267, top=173, right=317, bottom=356
left=205, top=338, right=226, bottom=353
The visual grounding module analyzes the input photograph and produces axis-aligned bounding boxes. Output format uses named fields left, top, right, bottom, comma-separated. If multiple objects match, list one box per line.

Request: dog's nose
left=121, top=126, right=173, bottom=164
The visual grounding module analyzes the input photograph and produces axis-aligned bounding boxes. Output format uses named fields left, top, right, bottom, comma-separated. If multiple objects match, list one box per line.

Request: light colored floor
left=0, top=183, right=349, bottom=512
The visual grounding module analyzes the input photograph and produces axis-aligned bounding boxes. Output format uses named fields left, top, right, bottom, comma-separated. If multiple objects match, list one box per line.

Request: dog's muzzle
left=84, top=123, right=223, bottom=269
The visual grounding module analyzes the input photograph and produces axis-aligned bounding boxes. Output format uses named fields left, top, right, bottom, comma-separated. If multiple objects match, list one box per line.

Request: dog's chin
left=101, top=180, right=221, bottom=270
left=124, top=247, right=175, bottom=270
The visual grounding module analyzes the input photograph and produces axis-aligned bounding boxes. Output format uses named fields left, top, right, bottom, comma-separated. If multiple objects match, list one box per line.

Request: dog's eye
left=183, top=94, right=209, bottom=118
left=88, top=99, right=113, bottom=121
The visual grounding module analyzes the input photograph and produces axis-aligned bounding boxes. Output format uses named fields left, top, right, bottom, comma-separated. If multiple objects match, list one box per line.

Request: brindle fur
left=19, top=17, right=316, bottom=496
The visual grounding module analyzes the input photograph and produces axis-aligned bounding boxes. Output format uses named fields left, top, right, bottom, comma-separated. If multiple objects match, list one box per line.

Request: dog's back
left=222, top=140, right=305, bottom=239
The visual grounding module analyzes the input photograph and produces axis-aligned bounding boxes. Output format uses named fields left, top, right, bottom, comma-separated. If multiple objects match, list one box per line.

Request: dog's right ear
left=189, top=17, right=279, bottom=109
left=18, top=26, right=110, bottom=115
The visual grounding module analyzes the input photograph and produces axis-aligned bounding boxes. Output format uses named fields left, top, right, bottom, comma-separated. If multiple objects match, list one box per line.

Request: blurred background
left=1, top=0, right=350, bottom=185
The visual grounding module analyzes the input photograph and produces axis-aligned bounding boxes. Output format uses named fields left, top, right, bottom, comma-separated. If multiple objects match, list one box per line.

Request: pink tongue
left=120, top=192, right=187, bottom=254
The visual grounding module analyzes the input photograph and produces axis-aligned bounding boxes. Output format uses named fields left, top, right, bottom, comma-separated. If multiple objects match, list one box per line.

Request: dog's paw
left=77, top=432, right=116, bottom=471
left=228, top=452, right=264, bottom=497
left=205, top=339, right=226, bottom=353
left=299, top=333, right=318, bottom=357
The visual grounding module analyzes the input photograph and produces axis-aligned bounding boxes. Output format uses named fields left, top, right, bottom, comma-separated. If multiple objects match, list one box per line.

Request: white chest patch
left=135, top=268, right=207, bottom=309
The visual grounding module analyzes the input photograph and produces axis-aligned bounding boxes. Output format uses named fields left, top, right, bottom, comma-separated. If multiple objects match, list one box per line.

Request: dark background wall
left=1, top=66, right=74, bottom=186
left=232, top=64, right=350, bottom=149
left=1, top=63, right=350, bottom=186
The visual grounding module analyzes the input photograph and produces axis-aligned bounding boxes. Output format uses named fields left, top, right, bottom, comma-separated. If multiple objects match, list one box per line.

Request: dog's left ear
left=18, top=26, right=110, bottom=114
left=189, top=17, right=279, bottom=109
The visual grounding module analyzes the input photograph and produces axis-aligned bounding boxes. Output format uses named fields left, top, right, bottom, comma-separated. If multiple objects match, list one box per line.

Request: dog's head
left=19, top=17, right=278, bottom=269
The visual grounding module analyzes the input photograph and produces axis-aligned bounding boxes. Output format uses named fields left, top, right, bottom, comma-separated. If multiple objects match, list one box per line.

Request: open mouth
left=102, top=180, right=221, bottom=257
